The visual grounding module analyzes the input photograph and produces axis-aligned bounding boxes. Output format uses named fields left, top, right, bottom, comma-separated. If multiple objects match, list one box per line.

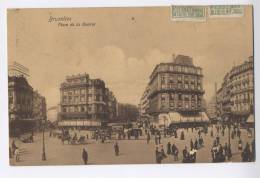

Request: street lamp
left=42, top=119, right=46, bottom=161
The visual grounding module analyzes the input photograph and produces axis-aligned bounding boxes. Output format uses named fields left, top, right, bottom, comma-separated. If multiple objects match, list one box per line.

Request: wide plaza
left=10, top=125, right=254, bottom=166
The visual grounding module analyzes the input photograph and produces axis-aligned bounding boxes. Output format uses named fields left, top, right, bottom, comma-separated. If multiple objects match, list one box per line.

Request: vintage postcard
left=8, top=5, right=254, bottom=166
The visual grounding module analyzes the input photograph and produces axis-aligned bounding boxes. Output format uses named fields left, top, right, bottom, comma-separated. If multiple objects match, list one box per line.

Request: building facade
left=9, top=61, right=47, bottom=136
left=216, top=56, right=254, bottom=122
left=58, top=73, right=117, bottom=128
left=32, top=91, right=47, bottom=127
left=9, top=76, right=34, bottom=121
left=141, top=55, right=208, bottom=127
left=139, top=86, right=150, bottom=118
left=9, top=76, right=34, bottom=136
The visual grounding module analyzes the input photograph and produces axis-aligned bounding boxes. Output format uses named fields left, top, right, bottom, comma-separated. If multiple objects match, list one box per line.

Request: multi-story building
left=47, top=105, right=59, bottom=123
left=32, top=91, right=47, bottom=128
left=9, top=76, right=34, bottom=136
left=107, top=90, right=118, bottom=120
left=9, top=61, right=47, bottom=136
left=142, top=55, right=208, bottom=127
left=206, top=95, right=218, bottom=120
left=58, top=73, right=117, bottom=128
left=216, top=56, right=254, bottom=123
left=139, top=86, right=150, bottom=118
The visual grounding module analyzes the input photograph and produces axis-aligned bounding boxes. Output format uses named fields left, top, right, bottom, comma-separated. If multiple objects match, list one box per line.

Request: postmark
left=209, top=5, right=244, bottom=17
left=171, top=6, right=206, bottom=21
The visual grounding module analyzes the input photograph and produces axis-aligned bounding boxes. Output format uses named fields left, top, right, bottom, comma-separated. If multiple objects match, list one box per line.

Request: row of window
left=161, top=75, right=201, bottom=84
left=161, top=101, right=202, bottom=109
left=62, top=88, right=104, bottom=96
left=161, top=83, right=202, bottom=90
left=62, top=94, right=104, bottom=103
left=161, top=93, right=202, bottom=101
left=62, top=104, right=106, bottom=113
left=230, top=63, right=253, bottom=77
left=158, top=65, right=202, bottom=75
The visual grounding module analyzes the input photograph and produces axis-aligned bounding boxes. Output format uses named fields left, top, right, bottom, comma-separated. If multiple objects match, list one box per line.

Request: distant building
left=117, top=103, right=139, bottom=122
left=58, top=73, right=117, bottom=128
left=216, top=56, right=254, bottom=122
left=32, top=91, right=47, bottom=128
left=141, top=54, right=209, bottom=127
left=47, top=105, right=59, bottom=123
left=206, top=95, right=218, bottom=120
left=206, top=83, right=218, bottom=121
left=9, top=62, right=46, bottom=136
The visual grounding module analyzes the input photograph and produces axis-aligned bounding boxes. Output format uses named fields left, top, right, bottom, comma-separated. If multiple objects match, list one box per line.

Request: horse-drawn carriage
left=20, top=133, right=33, bottom=143
left=61, top=131, right=87, bottom=145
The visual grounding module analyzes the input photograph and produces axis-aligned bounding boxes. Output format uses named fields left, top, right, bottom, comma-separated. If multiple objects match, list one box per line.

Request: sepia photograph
left=7, top=5, right=255, bottom=166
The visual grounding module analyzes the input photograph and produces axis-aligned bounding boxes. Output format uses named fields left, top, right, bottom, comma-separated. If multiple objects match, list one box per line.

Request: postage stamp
left=209, top=5, right=244, bottom=17
left=171, top=6, right=206, bottom=21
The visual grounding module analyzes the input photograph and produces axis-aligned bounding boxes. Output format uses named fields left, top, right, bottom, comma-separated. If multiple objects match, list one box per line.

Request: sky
left=8, top=6, right=253, bottom=109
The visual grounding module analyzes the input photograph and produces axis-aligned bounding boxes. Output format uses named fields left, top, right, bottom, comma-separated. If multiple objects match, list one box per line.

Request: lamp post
left=42, top=119, right=46, bottom=161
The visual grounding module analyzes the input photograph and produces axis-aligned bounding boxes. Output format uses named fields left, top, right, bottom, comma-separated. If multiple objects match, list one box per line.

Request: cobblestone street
left=10, top=127, right=254, bottom=166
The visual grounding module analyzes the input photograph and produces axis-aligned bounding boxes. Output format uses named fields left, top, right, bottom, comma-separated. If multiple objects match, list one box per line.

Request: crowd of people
left=10, top=121, right=255, bottom=165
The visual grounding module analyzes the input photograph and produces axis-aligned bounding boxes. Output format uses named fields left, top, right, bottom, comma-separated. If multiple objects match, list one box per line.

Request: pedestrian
left=155, top=147, right=162, bottom=164
left=194, top=139, right=198, bottom=150
left=167, top=142, right=171, bottom=155
left=160, top=145, right=167, bottom=159
left=182, top=146, right=188, bottom=159
left=198, top=136, right=204, bottom=146
left=190, top=139, right=194, bottom=150
left=49, top=130, right=52, bottom=137
left=147, top=132, right=150, bottom=144
left=158, top=132, right=161, bottom=144
left=238, top=129, right=241, bottom=138
left=114, top=142, right=119, bottom=156
left=82, top=148, right=88, bottom=165
left=210, top=129, right=214, bottom=137
left=11, top=140, right=17, bottom=156
left=198, top=130, right=201, bottom=137
left=224, top=143, right=228, bottom=159
left=14, top=148, right=20, bottom=162
left=174, top=129, right=178, bottom=138
left=180, top=130, right=185, bottom=140
left=216, top=135, right=220, bottom=145
left=238, top=139, right=243, bottom=151
left=172, top=144, right=179, bottom=161
left=154, top=132, right=158, bottom=145
left=241, top=143, right=252, bottom=162
left=227, top=145, right=232, bottom=161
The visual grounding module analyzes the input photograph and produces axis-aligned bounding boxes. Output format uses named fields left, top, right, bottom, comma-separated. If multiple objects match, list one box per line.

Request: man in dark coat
left=182, top=146, right=188, bottom=163
left=158, top=132, right=161, bottom=144
left=167, top=142, right=171, bottom=155
left=114, top=142, right=119, bottom=156
left=155, top=147, right=162, bottom=164
left=190, top=139, right=194, bottom=150
left=194, top=139, right=198, bottom=150
left=82, top=148, right=88, bottom=165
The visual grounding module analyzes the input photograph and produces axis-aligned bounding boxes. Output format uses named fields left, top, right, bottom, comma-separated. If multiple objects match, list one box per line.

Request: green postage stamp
left=171, top=5, right=244, bottom=21
left=209, top=5, right=244, bottom=17
left=171, top=6, right=206, bottom=21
